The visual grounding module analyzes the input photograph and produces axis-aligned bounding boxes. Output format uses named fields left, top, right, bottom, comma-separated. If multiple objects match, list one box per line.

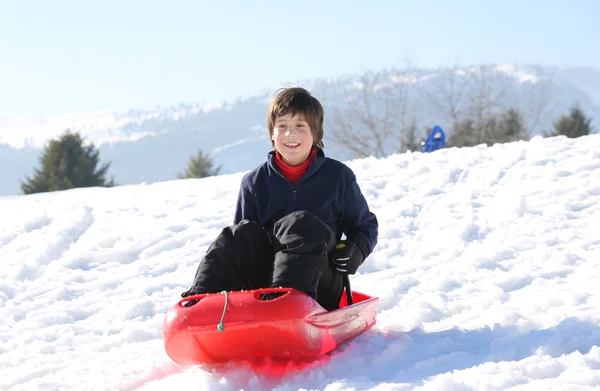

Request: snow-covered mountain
left=1, top=64, right=598, bottom=196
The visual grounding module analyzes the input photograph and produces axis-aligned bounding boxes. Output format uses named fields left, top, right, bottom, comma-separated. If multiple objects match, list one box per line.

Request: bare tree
left=323, top=53, right=423, bottom=159
left=399, top=119, right=420, bottom=153
left=324, top=70, right=411, bottom=158
left=519, top=68, right=556, bottom=135
left=422, top=64, right=554, bottom=147
left=421, top=64, right=469, bottom=131
left=322, top=62, right=555, bottom=156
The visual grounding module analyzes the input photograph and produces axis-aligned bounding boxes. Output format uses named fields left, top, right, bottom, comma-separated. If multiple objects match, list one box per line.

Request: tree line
left=324, top=64, right=595, bottom=156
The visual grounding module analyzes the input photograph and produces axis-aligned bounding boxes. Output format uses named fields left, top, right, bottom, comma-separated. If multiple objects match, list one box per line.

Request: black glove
left=180, top=286, right=205, bottom=307
left=328, top=240, right=365, bottom=274
left=181, top=286, right=203, bottom=298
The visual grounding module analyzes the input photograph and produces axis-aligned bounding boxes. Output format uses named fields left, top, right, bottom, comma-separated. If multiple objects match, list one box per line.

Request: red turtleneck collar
left=275, top=147, right=317, bottom=184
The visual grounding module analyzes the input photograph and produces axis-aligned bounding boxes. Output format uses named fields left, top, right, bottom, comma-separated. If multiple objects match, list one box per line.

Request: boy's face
left=271, top=112, right=314, bottom=166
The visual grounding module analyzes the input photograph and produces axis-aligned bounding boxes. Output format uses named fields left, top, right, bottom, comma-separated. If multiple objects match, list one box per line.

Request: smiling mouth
left=284, top=142, right=300, bottom=148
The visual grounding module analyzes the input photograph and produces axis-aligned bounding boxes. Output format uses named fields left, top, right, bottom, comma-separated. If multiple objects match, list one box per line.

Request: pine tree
left=546, top=104, right=593, bottom=138
left=447, top=116, right=478, bottom=147
left=494, top=108, right=527, bottom=143
left=177, top=149, right=221, bottom=179
left=448, top=107, right=528, bottom=147
left=21, top=130, right=115, bottom=194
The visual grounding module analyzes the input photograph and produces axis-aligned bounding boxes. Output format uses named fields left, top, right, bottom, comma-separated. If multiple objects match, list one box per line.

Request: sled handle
left=335, top=243, right=354, bottom=306
left=343, top=274, right=353, bottom=306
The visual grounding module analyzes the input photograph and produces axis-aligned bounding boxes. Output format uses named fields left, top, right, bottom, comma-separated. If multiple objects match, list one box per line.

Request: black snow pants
left=183, top=210, right=345, bottom=311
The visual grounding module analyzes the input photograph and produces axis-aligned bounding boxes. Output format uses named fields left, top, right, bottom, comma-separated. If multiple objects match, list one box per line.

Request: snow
left=2, top=134, right=600, bottom=391
left=0, top=103, right=223, bottom=149
left=494, top=65, right=539, bottom=84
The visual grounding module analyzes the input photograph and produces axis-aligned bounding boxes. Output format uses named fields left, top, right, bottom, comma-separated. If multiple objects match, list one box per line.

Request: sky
left=1, top=0, right=599, bottom=118
left=1, top=134, right=599, bottom=390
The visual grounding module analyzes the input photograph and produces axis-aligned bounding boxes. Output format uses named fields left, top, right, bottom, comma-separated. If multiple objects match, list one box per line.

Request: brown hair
left=267, top=87, right=324, bottom=148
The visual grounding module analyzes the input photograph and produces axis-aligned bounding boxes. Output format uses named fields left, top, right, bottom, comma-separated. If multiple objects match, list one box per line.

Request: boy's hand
left=329, top=240, right=364, bottom=274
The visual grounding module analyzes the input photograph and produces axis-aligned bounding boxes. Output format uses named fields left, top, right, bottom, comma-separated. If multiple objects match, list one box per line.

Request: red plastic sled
left=162, top=287, right=379, bottom=366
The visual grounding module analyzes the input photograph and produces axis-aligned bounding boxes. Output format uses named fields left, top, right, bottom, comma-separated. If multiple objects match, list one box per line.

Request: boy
left=181, top=87, right=378, bottom=311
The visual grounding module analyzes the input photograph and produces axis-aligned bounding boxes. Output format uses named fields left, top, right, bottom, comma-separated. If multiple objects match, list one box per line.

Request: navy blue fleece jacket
left=233, top=147, right=378, bottom=259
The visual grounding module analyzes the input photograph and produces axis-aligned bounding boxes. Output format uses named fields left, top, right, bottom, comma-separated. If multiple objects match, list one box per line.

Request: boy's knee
left=276, top=210, right=325, bottom=229
left=207, top=220, right=270, bottom=254
left=229, top=220, right=271, bottom=248
left=231, top=219, right=268, bottom=241
left=274, top=211, right=335, bottom=247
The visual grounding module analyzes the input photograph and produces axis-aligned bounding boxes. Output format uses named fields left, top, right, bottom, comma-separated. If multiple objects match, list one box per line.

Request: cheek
left=303, top=131, right=314, bottom=143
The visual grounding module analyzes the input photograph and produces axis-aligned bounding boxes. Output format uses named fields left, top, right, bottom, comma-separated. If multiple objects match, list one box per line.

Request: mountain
left=1, top=64, right=599, bottom=196
left=2, top=133, right=599, bottom=390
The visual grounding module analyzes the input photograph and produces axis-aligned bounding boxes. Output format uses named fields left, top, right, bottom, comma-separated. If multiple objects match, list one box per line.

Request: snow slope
left=1, top=135, right=600, bottom=391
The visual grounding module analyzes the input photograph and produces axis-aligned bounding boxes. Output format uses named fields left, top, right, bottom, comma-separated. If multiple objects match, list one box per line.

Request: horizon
left=1, top=0, right=599, bottom=118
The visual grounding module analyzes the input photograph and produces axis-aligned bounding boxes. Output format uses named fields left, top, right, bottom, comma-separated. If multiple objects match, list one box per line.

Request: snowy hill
left=1, top=64, right=599, bottom=196
left=2, top=134, right=600, bottom=390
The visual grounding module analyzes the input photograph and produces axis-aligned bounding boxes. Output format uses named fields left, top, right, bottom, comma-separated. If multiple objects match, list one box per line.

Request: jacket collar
left=267, top=147, right=326, bottom=183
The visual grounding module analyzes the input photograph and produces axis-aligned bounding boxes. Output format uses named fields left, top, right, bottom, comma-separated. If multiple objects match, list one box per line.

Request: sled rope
left=217, top=290, right=228, bottom=332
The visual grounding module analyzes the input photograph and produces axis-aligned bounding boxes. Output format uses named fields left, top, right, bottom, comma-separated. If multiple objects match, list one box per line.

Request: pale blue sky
left=1, top=0, right=598, bottom=118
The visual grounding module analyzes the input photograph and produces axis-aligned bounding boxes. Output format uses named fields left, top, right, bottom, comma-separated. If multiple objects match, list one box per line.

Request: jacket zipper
left=269, top=164, right=298, bottom=201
